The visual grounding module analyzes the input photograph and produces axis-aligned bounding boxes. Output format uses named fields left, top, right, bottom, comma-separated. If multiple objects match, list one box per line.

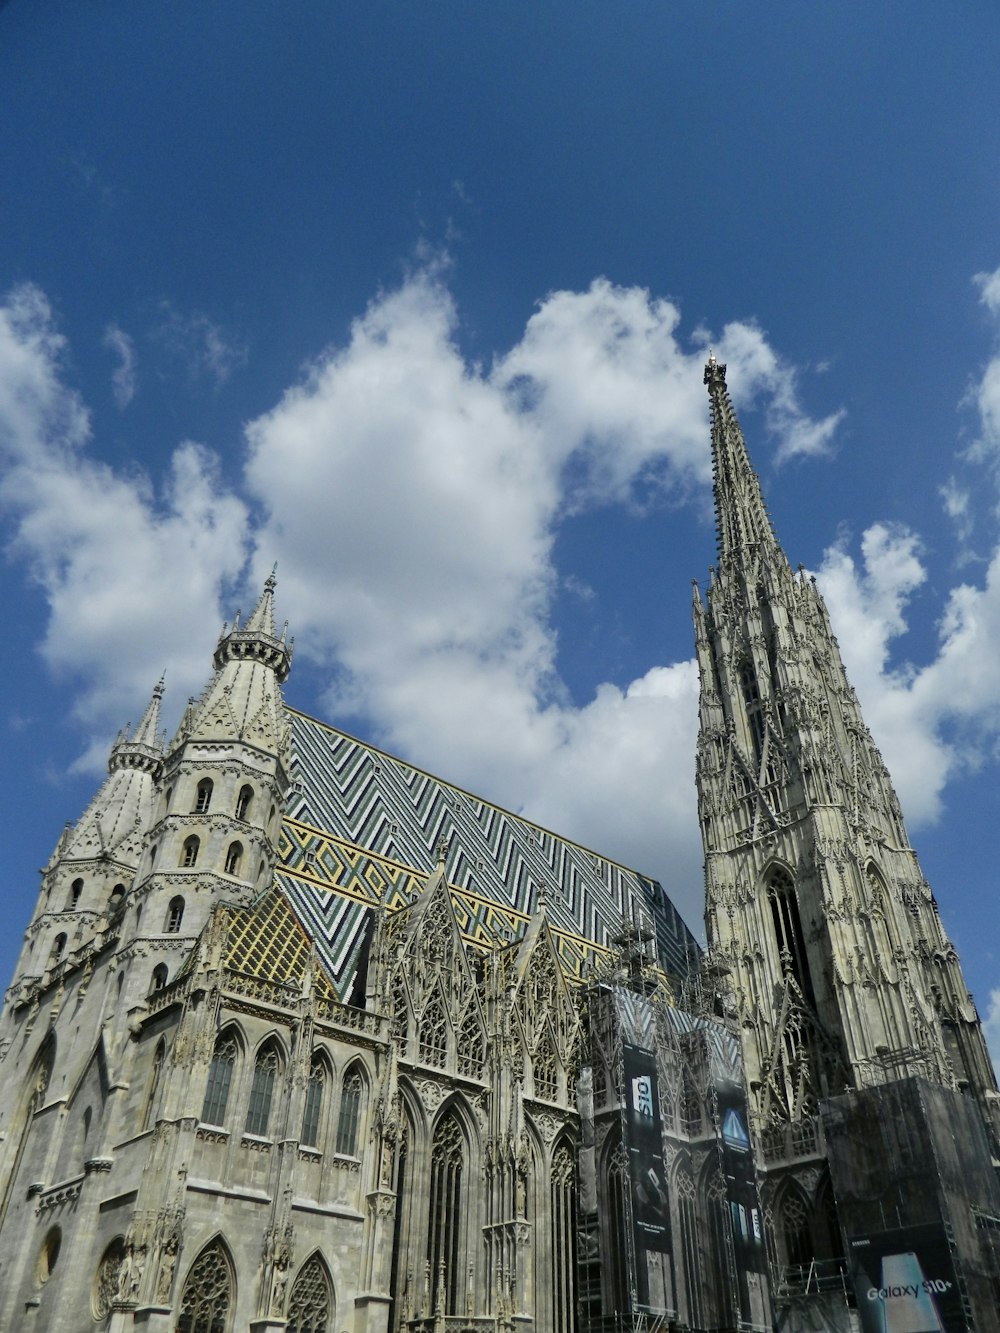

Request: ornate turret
left=213, top=567, right=292, bottom=682
left=3, top=678, right=167, bottom=1002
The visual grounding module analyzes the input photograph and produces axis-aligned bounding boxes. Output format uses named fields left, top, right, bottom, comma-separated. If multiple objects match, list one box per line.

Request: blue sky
left=3, top=2, right=1000, bottom=1059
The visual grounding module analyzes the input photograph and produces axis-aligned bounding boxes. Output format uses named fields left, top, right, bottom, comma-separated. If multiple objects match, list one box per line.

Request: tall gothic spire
left=694, top=357, right=999, bottom=1139
left=704, top=353, right=778, bottom=563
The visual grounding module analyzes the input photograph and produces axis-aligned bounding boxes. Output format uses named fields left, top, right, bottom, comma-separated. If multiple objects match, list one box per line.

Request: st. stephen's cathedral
left=2, top=359, right=999, bottom=1333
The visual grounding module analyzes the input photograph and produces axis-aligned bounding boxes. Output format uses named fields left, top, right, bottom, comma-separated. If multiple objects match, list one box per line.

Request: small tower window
left=165, top=896, right=185, bottom=933
left=235, top=785, right=253, bottom=822
left=69, top=878, right=84, bottom=910
left=109, top=884, right=126, bottom=914
left=151, top=963, right=169, bottom=991
left=193, top=778, right=213, bottom=814
left=181, top=836, right=199, bottom=868
left=49, top=933, right=67, bottom=965
left=224, top=841, right=243, bottom=877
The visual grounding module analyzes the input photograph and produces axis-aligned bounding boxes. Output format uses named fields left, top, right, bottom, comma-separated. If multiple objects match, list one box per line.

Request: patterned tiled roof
left=276, top=709, right=700, bottom=997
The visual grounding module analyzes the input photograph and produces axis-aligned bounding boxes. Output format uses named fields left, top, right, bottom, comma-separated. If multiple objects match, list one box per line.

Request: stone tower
left=692, top=354, right=1000, bottom=1316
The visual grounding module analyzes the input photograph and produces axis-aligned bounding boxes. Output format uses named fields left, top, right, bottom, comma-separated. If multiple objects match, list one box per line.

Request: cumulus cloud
left=103, top=323, right=136, bottom=408
left=241, top=270, right=842, bottom=918
left=0, top=269, right=843, bottom=924
left=0, top=285, right=248, bottom=762
left=983, top=989, right=1000, bottom=1077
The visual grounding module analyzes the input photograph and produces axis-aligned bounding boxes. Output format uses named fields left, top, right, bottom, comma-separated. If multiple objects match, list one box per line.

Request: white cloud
left=103, top=323, right=136, bottom=408
left=243, top=270, right=841, bottom=923
left=0, top=285, right=248, bottom=761
left=983, top=989, right=1000, bottom=1078
left=976, top=265, right=1000, bottom=453
left=0, top=269, right=842, bottom=928
left=153, top=303, right=248, bottom=387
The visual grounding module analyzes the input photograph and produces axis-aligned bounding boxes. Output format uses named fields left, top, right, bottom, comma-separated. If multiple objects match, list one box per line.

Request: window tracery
left=456, top=1007, right=484, bottom=1078
left=550, top=1142, right=576, bottom=1333
left=286, top=1254, right=332, bottom=1333
left=335, top=1070, right=364, bottom=1156
left=428, top=1114, right=464, bottom=1314
left=246, top=1045, right=281, bottom=1136
left=177, top=1239, right=233, bottom=1333
left=533, top=1034, right=558, bottom=1101
left=418, top=994, right=447, bottom=1068
left=202, top=1034, right=238, bottom=1126
left=93, top=1237, right=126, bottom=1319
left=301, top=1054, right=325, bottom=1149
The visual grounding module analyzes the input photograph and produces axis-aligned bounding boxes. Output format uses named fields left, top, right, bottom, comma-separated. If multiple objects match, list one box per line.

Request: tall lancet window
left=550, top=1141, right=577, bottom=1333
left=767, top=868, right=816, bottom=1006
left=427, top=1113, right=464, bottom=1314
left=739, top=660, right=766, bottom=761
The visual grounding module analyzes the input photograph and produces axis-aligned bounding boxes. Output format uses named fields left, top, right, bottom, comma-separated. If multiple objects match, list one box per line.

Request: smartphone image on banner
left=877, top=1251, right=944, bottom=1333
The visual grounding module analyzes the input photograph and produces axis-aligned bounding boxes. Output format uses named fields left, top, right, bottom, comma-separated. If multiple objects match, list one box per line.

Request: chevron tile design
left=278, top=709, right=700, bottom=997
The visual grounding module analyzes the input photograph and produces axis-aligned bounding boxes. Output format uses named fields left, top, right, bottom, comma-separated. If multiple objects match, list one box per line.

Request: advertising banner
left=622, top=1040, right=672, bottom=1255
left=848, top=1224, right=961, bottom=1333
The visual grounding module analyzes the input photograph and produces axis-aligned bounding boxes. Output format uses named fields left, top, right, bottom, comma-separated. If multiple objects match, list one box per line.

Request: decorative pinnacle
left=214, top=569, right=292, bottom=682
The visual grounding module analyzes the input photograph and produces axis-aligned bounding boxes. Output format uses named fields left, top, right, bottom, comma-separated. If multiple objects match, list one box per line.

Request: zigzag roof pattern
left=277, top=707, right=700, bottom=996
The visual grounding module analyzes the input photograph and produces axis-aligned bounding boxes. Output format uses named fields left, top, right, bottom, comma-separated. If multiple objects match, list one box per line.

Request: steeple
left=704, top=353, right=778, bottom=565
left=692, top=354, right=1000, bottom=1292
left=694, top=359, right=998, bottom=1105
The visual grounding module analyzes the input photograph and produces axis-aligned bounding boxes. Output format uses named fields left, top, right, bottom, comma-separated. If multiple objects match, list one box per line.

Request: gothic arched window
left=143, top=1040, right=166, bottom=1131
left=245, top=1044, right=281, bottom=1137
left=606, top=1144, right=629, bottom=1312
left=739, top=659, right=766, bottom=760
left=418, top=994, right=447, bottom=1068
left=427, top=1113, right=465, bottom=1314
left=286, top=1253, right=333, bottom=1333
left=335, top=1070, right=364, bottom=1156
left=202, top=1034, right=238, bottom=1126
left=235, top=785, right=254, bottom=822
left=49, top=933, right=67, bottom=965
left=533, top=1034, right=558, bottom=1101
left=69, top=878, right=84, bottom=909
left=193, top=778, right=214, bottom=814
left=181, top=837, right=199, bottom=869
left=93, top=1237, right=127, bottom=1320
left=550, top=1142, right=577, bottom=1333
left=780, top=1189, right=814, bottom=1271
left=457, top=1007, right=484, bottom=1078
left=766, top=867, right=815, bottom=1005
left=151, top=963, right=169, bottom=992
left=177, top=1239, right=234, bottom=1333
left=224, top=842, right=243, bottom=876
left=676, top=1165, right=702, bottom=1327
left=301, top=1054, right=325, bottom=1149
left=166, top=896, right=185, bottom=932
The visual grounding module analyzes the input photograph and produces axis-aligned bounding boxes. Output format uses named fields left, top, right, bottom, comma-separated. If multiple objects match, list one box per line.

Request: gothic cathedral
left=0, top=360, right=998, bottom=1333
